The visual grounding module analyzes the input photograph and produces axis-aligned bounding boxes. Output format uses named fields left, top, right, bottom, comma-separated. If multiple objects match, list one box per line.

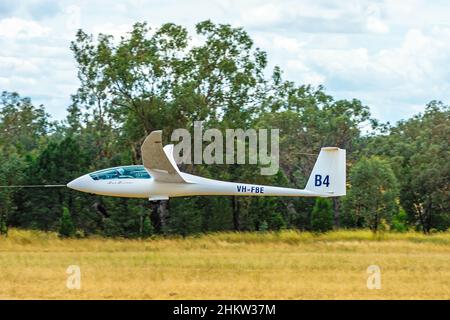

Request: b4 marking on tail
left=315, top=174, right=330, bottom=187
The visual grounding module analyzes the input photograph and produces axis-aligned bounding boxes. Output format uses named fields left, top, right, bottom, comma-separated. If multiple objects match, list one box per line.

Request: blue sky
left=0, top=0, right=449, bottom=124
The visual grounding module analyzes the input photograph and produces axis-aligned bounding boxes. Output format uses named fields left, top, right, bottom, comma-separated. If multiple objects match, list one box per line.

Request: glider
left=67, top=130, right=346, bottom=200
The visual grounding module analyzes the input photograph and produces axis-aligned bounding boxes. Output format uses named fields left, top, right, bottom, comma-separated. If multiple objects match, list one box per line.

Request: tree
left=391, top=208, right=408, bottom=232
left=165, top=197, right=201, bottom=237
left=59, top=207, right=75, bottom=238
left=0, top=92, right=50, bottom=233
left=259, top=220, right=269, bottom=232
left=141, top=215, right=154, bottom=238
left=0, top=216, right=7, bottom=235
left=101, top=198, right=147, bottom=238
left=311, top=198, right=334, bottom=232
left=0, top=91, right=51, bottom=156
left=363, top=102, right=449, bottom=233
left=17, top=136, right=91, bottom=231
left=0, top=151, right=27, bottom=235
left=0, top=165, right=9, bottom=235
left=343, top=157, right=399, bottom=232
left=256, top=81, right=373, bottom=229
left=398, top=103, right=449, bottom=233
left=70, top=21, right=269, bottom=231
left=248, top=196, right=286, bottom=231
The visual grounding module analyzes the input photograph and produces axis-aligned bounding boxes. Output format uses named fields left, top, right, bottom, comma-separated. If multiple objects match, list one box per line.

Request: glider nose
left=67, top=174, right=92, bottom=192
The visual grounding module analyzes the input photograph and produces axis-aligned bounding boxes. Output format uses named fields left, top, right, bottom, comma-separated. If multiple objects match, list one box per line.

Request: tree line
left=0, top=21, right=448, bottom=237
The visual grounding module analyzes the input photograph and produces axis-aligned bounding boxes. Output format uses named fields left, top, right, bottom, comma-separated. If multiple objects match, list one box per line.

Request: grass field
left=0, top=229, right=449, bottom=299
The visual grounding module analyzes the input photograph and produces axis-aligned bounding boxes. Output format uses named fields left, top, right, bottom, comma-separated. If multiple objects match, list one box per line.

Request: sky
left=0, top=0, right=449, bottom=124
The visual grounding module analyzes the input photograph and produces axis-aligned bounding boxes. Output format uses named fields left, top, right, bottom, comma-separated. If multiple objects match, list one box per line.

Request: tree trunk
left=0, top=210, right=7, bottom=235
left=151, top=200, right=169, bottom=233
left=373, top=211, right=379, bottom=233
left=332, top=198, right=340, bottom=229
left=425, top=198, right=433, bottom=234
left=283, top=200, right=297, bottom=229
left=414, top=203, right=428, bottom=234
left=231, top=196, right=240, bottom=231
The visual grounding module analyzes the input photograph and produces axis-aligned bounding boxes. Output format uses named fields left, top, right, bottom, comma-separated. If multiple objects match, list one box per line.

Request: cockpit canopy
left=89, top=165, right=151, bottom=180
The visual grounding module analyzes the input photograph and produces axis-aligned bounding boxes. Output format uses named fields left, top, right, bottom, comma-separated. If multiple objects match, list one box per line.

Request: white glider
left=67, top=130, right=346, bottom=200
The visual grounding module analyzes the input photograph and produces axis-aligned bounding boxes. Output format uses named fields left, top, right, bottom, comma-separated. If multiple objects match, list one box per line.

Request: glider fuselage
left=67, top=171, right=317, bottom=200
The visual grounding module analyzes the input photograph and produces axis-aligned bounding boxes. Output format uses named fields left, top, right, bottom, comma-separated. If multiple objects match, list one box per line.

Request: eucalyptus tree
left=256, top=75, right=373, bottom=228
left=0, top=91, right=50, bottom=156
left=0, top=92, right=52, bottom=233
left=374, top=102, right=449, bottom=232
left=70, top=20, right=270, bottom=231
left=343, top=157, right=399, bottom=232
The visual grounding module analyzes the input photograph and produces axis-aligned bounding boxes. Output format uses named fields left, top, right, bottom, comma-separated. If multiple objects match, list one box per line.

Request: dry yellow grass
left=0, top=229, right=449, bottom=299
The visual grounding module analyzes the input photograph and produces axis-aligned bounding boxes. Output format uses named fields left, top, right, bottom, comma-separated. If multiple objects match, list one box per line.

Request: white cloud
left=365, top=3, right=389, bottom=34
left=0, top=57, right=40, bottom=75
left=0, top=77, right=10, bottom=86
left=291, top=26, right=450, bottom=88
left=0, top=17, right=50, bottom=38
left=92, top=22, right=134, bottom=40
left=366, top=16, right=389, bottom=34
left=242, top=3, right=284, bottom=26
left=287, top=59, right=326, bottom=86
left=0, top=0, right=449, bottom=124
left=270, top=35, right=305, bottom=53
left=239, top=0, right=351, bottom=27
left=280, top=22, right=450, bottom=121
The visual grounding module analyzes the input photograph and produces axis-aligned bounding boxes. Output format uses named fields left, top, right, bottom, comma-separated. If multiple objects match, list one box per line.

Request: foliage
left=141, top=215, right=154, bottom=238
left=259, top=220, right=269, bottom=232
left=0, top=91, right=51, bottom=156
left=0, top=210, right=7, bottom=235
left=58, top=207, right=75, bottom=238
left=165, top=197, right=202, bottom=237
left=362, top=102, right=449, bottom=233
left=311, top=198, right=334, bottom=232
left=343, top=157, right=399, bottom=232
left=391, top=208, right=409, bottom=232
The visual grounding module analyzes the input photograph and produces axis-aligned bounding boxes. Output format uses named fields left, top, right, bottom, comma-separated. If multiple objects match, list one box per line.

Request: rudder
left=305, top=147, right=346, bottom=197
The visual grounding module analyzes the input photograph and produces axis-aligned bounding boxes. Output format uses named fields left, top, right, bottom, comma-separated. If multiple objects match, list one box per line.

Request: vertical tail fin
left=305, top=147, right=346, bottom=197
